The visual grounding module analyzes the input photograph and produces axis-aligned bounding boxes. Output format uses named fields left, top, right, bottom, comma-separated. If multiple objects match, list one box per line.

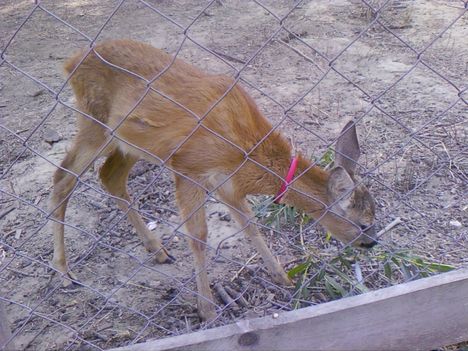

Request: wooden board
left=110, top=268, right=468, bottom=351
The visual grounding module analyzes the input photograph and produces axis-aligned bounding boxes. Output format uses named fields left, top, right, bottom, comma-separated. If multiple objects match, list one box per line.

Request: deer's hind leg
left=174, top=175, right=217, bottom=322
left=50, top=119, right=109, bottom=286
left=99, top=149, right=173, bottom=263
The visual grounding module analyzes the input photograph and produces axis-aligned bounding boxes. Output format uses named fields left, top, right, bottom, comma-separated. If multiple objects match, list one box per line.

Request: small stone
left=31, top=90, right=44, bottom=97
left=449, top=220, right=462, bottom=229
left=44, top=129, right=62, bottom=145
left=272, top=312, right=279, bottom=319
left=20, top=258, right=32, bottom=267
left=61, top=314, right=70, bottom=321
left=218, top=213, right=231, bottom=222
left=172, top=236, right=180, bottom=243
left=149, top=280, right=161, bottom=288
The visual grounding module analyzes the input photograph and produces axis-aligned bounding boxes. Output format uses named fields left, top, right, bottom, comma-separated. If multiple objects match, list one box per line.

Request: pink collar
left=274, top=156, right=299, bottom=204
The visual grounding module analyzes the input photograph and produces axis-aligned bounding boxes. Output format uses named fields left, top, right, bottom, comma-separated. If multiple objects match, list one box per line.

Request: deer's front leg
left=219, top=194, right=291, bottom=286
left=175, top=176, right=217, bottom=322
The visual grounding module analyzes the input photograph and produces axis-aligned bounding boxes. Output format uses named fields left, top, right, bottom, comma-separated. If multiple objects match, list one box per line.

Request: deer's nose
left=360, top=240, right=378, bottom=249
left=361, top=224, right=376, bottom=236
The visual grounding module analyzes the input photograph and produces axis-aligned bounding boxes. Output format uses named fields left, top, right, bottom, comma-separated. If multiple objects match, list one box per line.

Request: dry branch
left=376, top=217, right=402, bottom=239
left=214, top=283, right=239, bottom=310
left=224, top=286, right=249, bottom=308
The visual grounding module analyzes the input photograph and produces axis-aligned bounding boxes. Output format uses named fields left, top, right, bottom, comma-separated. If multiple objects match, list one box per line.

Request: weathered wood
left=110, top=268, right=468, bottom=351
left=0, top=301, right=13, bottom=350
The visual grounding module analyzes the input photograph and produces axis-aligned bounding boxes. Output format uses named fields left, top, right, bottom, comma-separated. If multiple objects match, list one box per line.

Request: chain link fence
left=1, top=0, right=467, bottom=349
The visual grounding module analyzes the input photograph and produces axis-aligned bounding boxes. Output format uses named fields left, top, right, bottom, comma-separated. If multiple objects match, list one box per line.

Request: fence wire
left=0, top=0, right=467, bottom=349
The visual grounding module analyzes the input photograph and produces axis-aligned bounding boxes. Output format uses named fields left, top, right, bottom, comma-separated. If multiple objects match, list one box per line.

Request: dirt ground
left=0, top=0, right=467, bottom=350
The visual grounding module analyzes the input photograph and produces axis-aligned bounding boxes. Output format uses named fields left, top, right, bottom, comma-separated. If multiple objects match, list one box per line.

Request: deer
left=49, top=39, right=377, bottom=322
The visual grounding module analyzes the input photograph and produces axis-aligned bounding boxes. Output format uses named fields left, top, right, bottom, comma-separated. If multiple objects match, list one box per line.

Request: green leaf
left=319, top=148, right=335, bottom=167
left=354, top=282, right=370, bottom=294
left=300, top=285, right=310, bottom=300
left=400, top=263, right=413, bottom=281
left=324, top=280, right=338, bottom=299
left=316, top=268, right=326, bottom=281
left=384, top=262, right=393, bottom=281
left=300, top=213, right=311, bottom=225
left=288, top=260, right=311, bottom=279
left=328, top=266, right=369, bottom=294
left=427, top=262, right=455, bottom=272
left=307, top=268, right=324, bottom=286
left=391, top=256, right=401, bottom=267
left=325, top=276, right=347, bottom=297
left=338, top=255, right=353, bottom=269
left=294, top=277, right=304, bottom=294
left=329, top=266, right=353, bottom=283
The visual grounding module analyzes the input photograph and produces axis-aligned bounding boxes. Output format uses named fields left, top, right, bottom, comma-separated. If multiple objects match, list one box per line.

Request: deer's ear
left=335, top=121, right=360, bottom=175
left=328, top=166, right=354, bottom=208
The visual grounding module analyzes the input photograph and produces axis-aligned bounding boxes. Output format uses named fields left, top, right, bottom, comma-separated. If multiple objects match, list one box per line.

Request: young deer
left=50, top=40, right=376, bottom=321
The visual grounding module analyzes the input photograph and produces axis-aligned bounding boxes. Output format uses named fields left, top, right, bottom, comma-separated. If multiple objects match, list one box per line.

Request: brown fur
left=50, top=39, right=376, bottom=321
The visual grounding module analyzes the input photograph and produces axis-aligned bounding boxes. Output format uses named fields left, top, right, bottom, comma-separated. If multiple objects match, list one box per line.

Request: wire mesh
left=0, top=0, right=466, bottom=349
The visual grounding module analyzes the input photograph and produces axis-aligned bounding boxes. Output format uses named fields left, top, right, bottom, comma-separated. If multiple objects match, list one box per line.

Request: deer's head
left=321, top=121, right=377, bottom=248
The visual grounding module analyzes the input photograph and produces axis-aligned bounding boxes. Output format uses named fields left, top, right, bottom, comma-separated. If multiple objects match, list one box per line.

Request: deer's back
left=65, top=40, right=285, bottom=178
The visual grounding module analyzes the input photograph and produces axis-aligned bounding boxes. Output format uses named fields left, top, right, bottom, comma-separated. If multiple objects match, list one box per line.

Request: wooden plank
left=110, top=268, right=468, bottom=351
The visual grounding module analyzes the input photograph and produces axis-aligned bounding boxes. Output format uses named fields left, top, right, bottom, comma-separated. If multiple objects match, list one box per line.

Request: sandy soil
left=0, top=0, right=466, bottom=349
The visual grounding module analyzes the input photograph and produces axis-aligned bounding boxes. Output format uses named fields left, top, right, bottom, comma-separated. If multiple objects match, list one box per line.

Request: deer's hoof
left=154, top=247, right=176, bottom=264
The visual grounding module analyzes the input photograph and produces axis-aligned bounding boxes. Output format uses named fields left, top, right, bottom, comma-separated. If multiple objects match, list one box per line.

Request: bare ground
left=0, top=0, right=467, bottom=349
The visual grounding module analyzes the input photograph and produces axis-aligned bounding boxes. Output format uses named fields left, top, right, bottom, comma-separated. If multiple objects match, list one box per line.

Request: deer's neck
left=281, top=155, right=329, bottom=215
left=243, top=137, right=330, bottom=215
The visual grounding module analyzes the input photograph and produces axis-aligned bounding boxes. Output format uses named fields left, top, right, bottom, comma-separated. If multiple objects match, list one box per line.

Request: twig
left=210, top=49, right=246, bottom=65
left=299, top=223, right=305, bottom=251
left=117, top=280, right=153, bottom=290
left=22, top=323, right=50, bottom=350
left=376, top=217, right=402, bottom=239
left=6, top=267, right=49, bottom=278
left=230, top=253, right=258, bottom=282
left=15, top=128, right=30, bottom=134
left=88, top=199, right=107, bottom=210
left=277, top=39, right=325, bottom=73
left=283, top=256, right=307, bottom=268
left=184, top=315, right=192, bottom=333
left=4, top=230, right=16, bottom=238
left=0, top=206, right=15, bottom=220
left=214, top=283, right=239, bottom=310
